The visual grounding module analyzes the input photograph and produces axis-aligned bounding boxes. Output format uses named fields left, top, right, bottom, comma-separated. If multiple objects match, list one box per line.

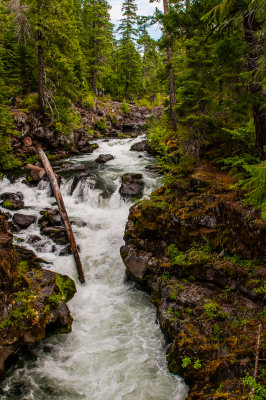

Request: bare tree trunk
left=243, top=12, right=266, bottom=161
left=36, top=147, right=85, bottom=284
left=250, top=324, right=262, bottom=398
left=38, top=1, right=45, bottom=115
left=163, top=0, right=177, bottom=131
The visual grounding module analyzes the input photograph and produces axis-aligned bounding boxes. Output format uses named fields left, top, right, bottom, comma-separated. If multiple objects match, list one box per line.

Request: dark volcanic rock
left=38, top=209, right=68, bottom=245
left=42, top=226, right=68, bottom=245
left=13, top=213, right=36, bottom=228
left=0, top=192, right=24, bottom=210
left=95, top=154, right=115, bottom=164
left=70, top=173, right=88, bottom=195
left=119, top=173, right=144, bottom=198
left=38, top=209, right=62, bottom=229
left=145, top=164, right=161, bottom=173
left=120, top=164, right=266, bottom=400
left=0, top=211, right=76, bottom=379
left=130, top=140, right=151, bottom=152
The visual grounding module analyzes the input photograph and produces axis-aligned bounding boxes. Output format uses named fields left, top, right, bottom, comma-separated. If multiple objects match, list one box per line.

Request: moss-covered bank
left=121, top=163, right=266, bottom=399
left=0, top=212, right=76, bottom=380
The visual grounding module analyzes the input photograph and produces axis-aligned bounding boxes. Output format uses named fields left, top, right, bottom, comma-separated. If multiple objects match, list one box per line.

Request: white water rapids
left=0, top=137, right=188, bottom=400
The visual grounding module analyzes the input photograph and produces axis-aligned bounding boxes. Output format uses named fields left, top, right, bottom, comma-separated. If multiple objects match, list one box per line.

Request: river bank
left=7, top=99, right=162, bottom=173
left=121, top=163, right=266, bottom=399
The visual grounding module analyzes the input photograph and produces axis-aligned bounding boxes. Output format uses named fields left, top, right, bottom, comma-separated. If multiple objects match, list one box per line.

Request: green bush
left=19, top=93, right=39, bottom=111
left=83, top=93, right=96, bottom=110
left=242, top=376, right=266, bottom=400
left=168, top=244, right=186, bottom=265
left=120, top=99, right=130, bottom=114
left=95, top=118, right=107, bottom=133
left=243, top=162, right=266, bottom=219
left=0, top=106, right=22, bottom=172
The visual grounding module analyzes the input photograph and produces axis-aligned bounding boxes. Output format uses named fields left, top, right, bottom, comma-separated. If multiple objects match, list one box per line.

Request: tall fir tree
left=81, top=0, right=113, bottom=94
left=117, top=0, right=141, bottom=100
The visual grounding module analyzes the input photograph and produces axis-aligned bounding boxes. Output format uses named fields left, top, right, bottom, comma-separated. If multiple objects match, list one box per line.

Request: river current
left=0, top=137, right=188, bottom=400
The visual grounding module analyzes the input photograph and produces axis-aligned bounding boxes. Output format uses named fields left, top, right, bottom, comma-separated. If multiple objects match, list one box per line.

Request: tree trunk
left=243, top=12, right=266, bottom=161
left=38, top=1, right=45, bottom=115
left=163, top=0, right=177, bottom=131
left=92, top=68, right=97, bottom=93
left=36, top=147, right=85, bottom=284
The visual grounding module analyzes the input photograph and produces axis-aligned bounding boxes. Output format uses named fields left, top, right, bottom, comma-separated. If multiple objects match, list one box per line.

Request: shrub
left=19, top=93, right=39, bottom=111
left=83, top=93, right=96, bottom=110
left=120, top=99, right=130, bottom=114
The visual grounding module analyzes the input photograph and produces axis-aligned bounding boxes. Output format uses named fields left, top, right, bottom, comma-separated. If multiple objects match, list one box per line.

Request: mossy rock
left=56, top=273, right=76, bottom=302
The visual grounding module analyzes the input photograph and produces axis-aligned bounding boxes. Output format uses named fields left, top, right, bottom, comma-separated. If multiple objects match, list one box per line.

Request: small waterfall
left=0, top=137, right=188, bottom=400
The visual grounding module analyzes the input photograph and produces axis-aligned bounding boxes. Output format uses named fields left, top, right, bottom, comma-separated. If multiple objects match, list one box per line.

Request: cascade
left=0, top=137, right=188, bottom=400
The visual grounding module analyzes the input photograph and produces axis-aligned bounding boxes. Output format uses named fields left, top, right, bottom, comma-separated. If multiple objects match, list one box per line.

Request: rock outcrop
left=130, top=140, right=151, bottom=153
left=95, top=154, right=115, bottom=164
left=0, top=212, right=76, bottom=379
left=10, top=100, right=162, bottom=166
left=119, top=173, right=144, bottom=199
left=121, top=163, right=266, bottom=400
left=38, top=209, right=68, bottom=245
left=0, top=193, right=24, bottom=210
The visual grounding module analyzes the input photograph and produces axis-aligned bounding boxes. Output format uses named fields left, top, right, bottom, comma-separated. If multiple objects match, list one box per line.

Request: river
left=0, top=136, right=188, bottom=400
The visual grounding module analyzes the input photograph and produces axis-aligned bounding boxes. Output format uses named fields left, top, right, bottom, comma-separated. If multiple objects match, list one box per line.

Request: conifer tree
left=117, top=0, right=142, bottom=100
left=204, top=0, right=266, bottom=160
left=81, top=0, right=113, bottom=93
left=150, top=0, right=178, bottom=130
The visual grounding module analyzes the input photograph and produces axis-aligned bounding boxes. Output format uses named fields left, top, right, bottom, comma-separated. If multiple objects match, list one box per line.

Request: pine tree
left=81, top=0, right=113, bottom=93
left=204, top=0, right=266, bottom=161
left=117, top=0, right=142, bottom=100
left=137, top=17, right=163, bottom=98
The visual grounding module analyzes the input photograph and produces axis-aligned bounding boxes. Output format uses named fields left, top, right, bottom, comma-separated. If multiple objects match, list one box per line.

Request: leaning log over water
left=36, top=146, right=85, bottom=284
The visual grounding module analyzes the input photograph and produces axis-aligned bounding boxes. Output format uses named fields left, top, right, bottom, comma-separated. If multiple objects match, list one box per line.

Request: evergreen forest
left=0, top=1, right=266, bottom=399
left=0, top=0, right=265, bottom=213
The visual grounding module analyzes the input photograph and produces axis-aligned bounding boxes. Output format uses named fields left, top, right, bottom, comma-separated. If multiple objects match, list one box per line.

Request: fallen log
left=36, top=146, right=85, bottom=284
left=26, top=164, right=46, bottom=181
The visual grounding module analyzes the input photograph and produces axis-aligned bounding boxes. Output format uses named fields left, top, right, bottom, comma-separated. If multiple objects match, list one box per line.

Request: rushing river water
left=0, top=137, right=188, bottom=400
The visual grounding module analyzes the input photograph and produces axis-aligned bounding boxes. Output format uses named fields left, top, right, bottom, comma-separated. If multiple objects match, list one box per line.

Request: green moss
left=18, top=260, right=29, bottom=274
left=48, top=294, right=62, bottom=307
left=2, top=200, right=14, bottom=209
left=55, top=274, right=76, bottom=302
left=0, top=289, right=37, bottom=330
left=182, top=356, right=192, bottom=368
left=203, top=300, right=221, bottom=320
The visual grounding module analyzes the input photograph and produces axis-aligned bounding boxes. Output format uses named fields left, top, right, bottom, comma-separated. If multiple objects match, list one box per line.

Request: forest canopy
left=0, top=0, right=265, bottom=214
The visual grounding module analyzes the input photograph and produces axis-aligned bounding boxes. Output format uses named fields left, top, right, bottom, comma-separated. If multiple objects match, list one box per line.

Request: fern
left=243, top=162, right=266, bottom=218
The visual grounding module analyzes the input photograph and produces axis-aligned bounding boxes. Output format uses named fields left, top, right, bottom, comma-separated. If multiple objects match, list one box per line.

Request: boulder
left=42, top=226, right=68, bottom=245
left=119, top=173, right=144, bottom=198
left=70, top=173, right=88, bottom=195
left=95, top=154, right=115, bottom=164
left=130, top=140, right=151, bottom=152
left=38, top=209, right=62, bottom=229
left=0, top=192, right=24, bottom=210
left=145, top=164, right=161, bottom=173
left=13, top=213, right=36, bottom=228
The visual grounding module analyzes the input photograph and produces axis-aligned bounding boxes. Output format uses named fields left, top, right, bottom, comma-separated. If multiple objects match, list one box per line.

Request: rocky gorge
left=9, top=98, right=161, bottom=167
left=0, top=100, right=265, bottom=399
left=120, top=163, right=266, bottom=399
